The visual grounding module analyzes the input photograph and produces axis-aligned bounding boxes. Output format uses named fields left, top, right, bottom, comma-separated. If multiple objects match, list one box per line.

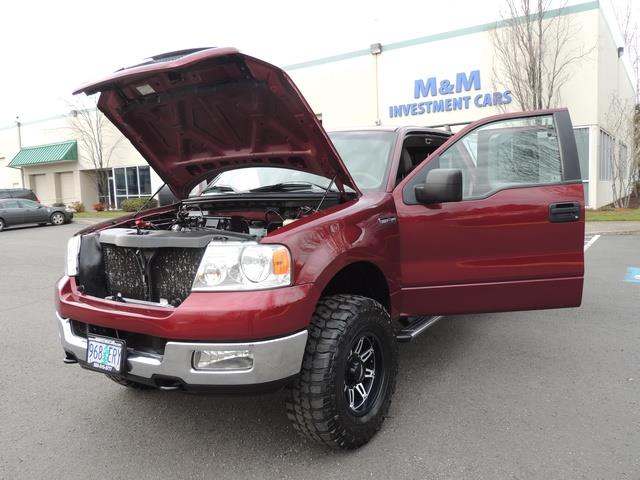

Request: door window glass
left=435, top=115, right=562, bottom=199
left=17, top=199, right=39, bottom=208
left=1, top=199, right=19, bottom=208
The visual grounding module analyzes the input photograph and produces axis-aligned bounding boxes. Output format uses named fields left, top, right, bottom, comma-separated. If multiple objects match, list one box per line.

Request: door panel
left=18, top=199, right=46, bottom=223
left=394, top=109, right=584, bottom=316
left=0, top=200, right=24, bottom=226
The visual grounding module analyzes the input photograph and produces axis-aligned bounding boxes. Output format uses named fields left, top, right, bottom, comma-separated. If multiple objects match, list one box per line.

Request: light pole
left=15, top=115, right=25, bottom=187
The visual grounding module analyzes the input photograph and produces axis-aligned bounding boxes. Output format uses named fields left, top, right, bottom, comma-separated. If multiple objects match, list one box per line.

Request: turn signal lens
left=272, top=247, right=290, bottom=275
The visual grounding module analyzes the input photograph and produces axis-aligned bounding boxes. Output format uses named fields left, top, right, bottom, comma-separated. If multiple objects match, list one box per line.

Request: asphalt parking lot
left=1, top=223, right=639, bottom=479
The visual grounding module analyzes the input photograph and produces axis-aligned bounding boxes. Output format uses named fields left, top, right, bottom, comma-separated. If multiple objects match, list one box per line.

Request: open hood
left=74, top=48, right=360, bottom=199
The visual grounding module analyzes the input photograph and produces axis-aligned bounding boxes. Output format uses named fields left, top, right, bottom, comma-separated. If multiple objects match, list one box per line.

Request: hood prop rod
left=315, top=175, right=336, bottom=212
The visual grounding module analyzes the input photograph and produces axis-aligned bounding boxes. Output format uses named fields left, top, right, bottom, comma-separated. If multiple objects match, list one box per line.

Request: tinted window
left=0, top=199, right=19, bottom=208
left=18, top=199, right=39, bottom=208
left=12, top=189, right=37, bottom=200
left=0, top=191, right=10, bottom=199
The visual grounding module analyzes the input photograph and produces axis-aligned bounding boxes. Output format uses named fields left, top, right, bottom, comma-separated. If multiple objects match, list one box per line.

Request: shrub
left=121, top=197, right=158, bottom=212
left=93, top=202, right=106, bottom=212
left=69, top=201, right=85, bottom=213
left=52, top=202, right=66, bottom=207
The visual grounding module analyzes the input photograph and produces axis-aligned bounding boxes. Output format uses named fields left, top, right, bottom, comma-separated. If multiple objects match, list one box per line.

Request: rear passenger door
left=394, top=109, right=584, bottom=316
left=0, top=199, right=24, bottom=226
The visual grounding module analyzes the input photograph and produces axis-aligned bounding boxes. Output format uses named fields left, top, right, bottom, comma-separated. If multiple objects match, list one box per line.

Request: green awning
left=8, top=140, right=78, bottom=168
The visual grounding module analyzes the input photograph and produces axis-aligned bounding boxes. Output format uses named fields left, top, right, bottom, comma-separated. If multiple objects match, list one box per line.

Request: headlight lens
left=192, top=242, right=291, bottom=291
left=65, top=235, right=82, bottom=276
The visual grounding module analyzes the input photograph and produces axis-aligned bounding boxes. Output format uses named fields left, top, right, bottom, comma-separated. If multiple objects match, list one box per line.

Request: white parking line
left=584, top=234, right=601, bottom=252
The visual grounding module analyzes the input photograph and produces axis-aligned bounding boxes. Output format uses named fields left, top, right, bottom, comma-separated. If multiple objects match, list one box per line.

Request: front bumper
left=56, top=312, right=307, bottom=388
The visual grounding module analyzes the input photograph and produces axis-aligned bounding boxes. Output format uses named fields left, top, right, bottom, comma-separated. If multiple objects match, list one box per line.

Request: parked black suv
left=0, top=188, right=39, bottom=202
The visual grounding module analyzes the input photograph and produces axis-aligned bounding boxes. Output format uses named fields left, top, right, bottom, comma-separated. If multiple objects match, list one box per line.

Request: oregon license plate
left=86, top=335, right=125, bottom=374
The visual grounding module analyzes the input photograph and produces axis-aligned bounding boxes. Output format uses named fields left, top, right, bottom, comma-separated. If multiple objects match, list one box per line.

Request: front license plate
left=86, top=335, right=125, bottom=374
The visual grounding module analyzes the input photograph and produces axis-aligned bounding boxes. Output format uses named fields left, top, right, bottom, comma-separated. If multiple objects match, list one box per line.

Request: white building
left=0, top=114, right=163, bottom=209
left=285, top=0, right=636, bottom=208
left=0, top=0, right=635, bottom=209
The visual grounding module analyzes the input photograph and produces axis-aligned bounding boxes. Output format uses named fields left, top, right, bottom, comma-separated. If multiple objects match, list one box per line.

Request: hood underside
left=74, top=47, right=359, bottom=199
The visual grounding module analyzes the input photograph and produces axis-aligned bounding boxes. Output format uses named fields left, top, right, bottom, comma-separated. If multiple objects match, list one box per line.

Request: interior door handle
left=549, top=202, right=580, bottom=223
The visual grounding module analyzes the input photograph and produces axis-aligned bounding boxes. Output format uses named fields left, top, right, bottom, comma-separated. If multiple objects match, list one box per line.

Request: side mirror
left=414, top=168, right=463, bottom=204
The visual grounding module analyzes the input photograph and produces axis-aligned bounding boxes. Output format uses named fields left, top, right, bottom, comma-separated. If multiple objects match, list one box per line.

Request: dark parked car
left=0, top=188, right=39, bottom=202
left=57, top=48, right=584, bottom=449
left=0, top=199, right=73, bottom=231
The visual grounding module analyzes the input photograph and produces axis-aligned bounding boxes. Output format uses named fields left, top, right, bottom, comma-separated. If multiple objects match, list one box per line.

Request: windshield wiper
left=200, top=184, right=237, bottom=194
left=249, top=182, right=327, bottom=193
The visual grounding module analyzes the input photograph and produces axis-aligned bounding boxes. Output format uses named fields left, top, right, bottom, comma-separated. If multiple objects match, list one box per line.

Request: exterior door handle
left=549, top=202, right=580, bottom=223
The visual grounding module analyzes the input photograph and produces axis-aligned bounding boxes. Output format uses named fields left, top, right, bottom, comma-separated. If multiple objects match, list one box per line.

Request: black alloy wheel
left=286, top=294, right=398, bottom=449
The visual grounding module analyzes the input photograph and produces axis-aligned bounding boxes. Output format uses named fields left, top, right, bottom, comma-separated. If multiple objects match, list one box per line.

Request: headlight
left=192, top=242, right=291, bottom=291
left=65, top=235, right=82, bottom=276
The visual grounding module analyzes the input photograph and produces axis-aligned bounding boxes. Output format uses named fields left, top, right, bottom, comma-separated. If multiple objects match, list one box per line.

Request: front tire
left=286, top=294, right=398, bottom=449
left=50, top=212, right=65, bottom=226
left=0, top=218, right=4, bottom=231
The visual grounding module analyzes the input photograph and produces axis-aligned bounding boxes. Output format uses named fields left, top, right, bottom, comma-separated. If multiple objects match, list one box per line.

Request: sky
left=0, top=0, right=636, bottom=126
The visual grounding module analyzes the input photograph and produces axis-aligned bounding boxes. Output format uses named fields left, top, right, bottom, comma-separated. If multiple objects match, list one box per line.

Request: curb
left=584, top=229, right=640, bottom=236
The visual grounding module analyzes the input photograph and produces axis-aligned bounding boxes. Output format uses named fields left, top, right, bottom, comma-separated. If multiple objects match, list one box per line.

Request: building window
left=573, top=128, right=589, bottom=180
left=599, top=130, right=613, bottom=181
left=573, top=127, right=589, bottom=205
left=619, top=143, right=629, bottom=178
left=109, top=165, right=152, bottom=209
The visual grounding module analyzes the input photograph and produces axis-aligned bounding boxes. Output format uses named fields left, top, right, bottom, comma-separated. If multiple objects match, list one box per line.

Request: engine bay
left=126, top=194, right=342, bottom=241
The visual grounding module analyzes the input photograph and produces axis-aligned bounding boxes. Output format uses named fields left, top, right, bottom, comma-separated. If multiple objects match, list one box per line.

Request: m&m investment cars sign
left=388, top=70, right=512, bottom=118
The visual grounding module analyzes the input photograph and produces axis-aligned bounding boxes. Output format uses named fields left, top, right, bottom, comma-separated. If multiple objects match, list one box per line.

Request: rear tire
left=286, top=294, right=398, bottom=449
left=107, top=375, right=155, bottom=390
left=0, top=218, right=4, bottom=231
left=50, top=212, right=65, bottom=226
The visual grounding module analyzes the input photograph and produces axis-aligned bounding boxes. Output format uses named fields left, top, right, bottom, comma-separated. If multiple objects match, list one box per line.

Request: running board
left=396, top=316, right=444, bottom=343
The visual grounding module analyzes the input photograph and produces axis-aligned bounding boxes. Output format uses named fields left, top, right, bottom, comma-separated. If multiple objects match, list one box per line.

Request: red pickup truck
left=56, top=47, right=584, bottom=449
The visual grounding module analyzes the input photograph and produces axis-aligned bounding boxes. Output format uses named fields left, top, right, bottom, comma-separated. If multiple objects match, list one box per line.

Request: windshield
left=200, top=130, right=395, bottom=195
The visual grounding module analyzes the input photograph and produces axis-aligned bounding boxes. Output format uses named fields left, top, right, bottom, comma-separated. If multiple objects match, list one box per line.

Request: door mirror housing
left=414, top=168, right=463, bottom=204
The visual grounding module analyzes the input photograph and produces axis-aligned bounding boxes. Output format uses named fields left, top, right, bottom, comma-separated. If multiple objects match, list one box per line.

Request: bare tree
left=67, top=97, right=122, bottom=205
left=612, top=0, right=640, bottom=200
left=604, top=94, right=638, bottom=207
left=491, top=0, right=594, bottom=110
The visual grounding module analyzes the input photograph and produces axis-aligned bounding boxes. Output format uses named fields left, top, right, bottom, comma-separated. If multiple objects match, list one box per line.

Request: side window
left=440, top=115, right=562, bottom=199
left=1, top=200, right=20, bottom=208
left=404, top=115, right=563, bottom=203
left=17, top=199, right=38, bottom=208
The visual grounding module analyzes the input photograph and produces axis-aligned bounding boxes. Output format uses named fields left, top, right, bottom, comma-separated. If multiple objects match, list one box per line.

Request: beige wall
left=22, top=162, right=78, bottom=205
left=288, top=54, right=378, bottom=129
